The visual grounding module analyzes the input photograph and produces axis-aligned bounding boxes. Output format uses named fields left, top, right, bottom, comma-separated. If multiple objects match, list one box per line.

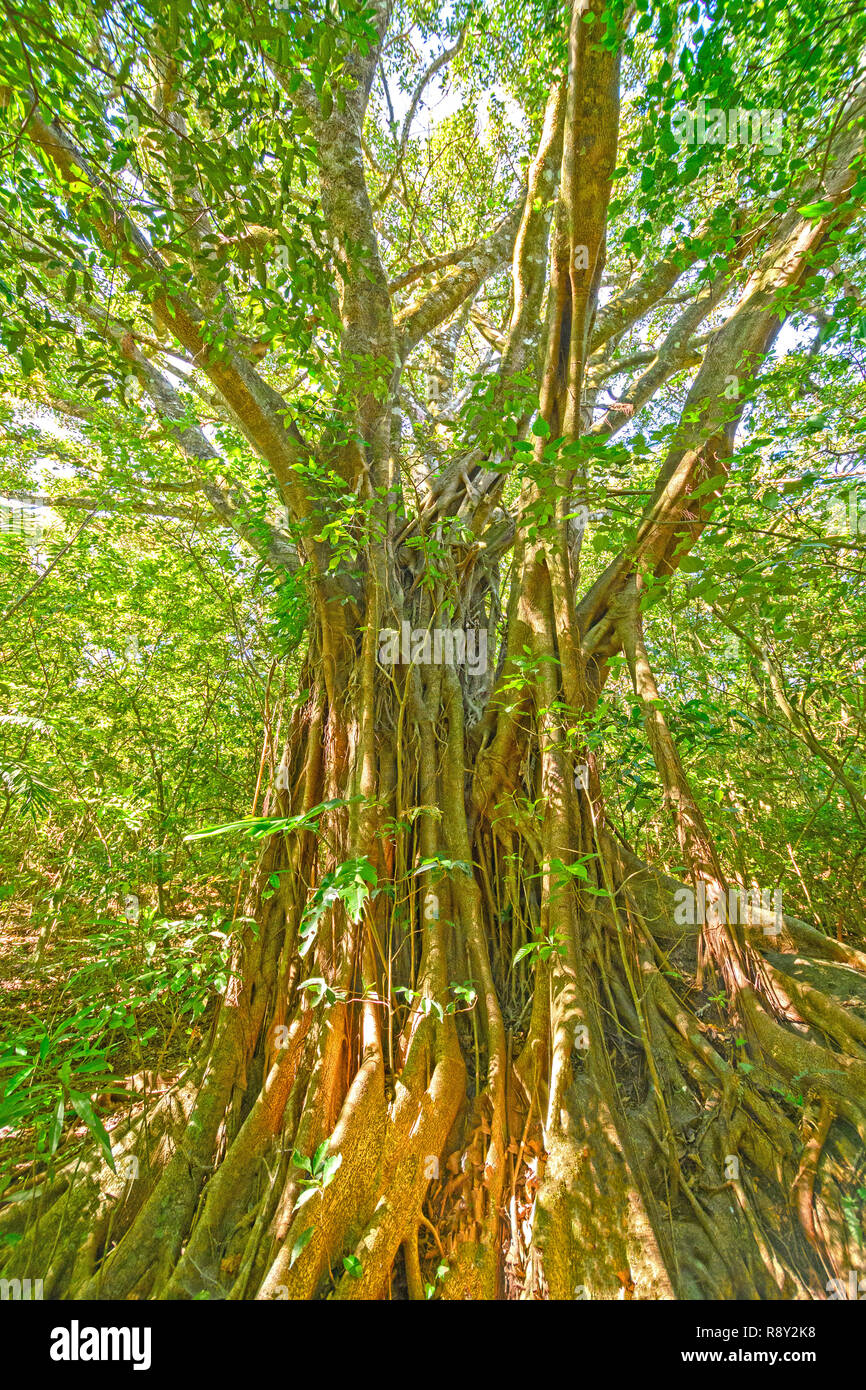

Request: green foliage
left=185, top=798, right=359, bottom=843
left=0, top=1008, right=126, bottom=1171
left=299, top=856, right=377, bottom=956
left=1, top=0, right=865, bottom=1256
left=0, top=908, right=240, bottom=1176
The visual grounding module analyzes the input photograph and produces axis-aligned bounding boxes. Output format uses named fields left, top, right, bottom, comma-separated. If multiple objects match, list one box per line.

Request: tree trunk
left=5, top=550, right=866, bottom=1300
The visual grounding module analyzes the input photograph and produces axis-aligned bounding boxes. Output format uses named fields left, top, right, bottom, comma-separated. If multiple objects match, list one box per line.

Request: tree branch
left=395, top=204, right=522, bottom=358
left=24, top=109, right=319, bottom=543
left=374, top=32, right=465, bottom=210
left=578, top=118, right=866, bottom=661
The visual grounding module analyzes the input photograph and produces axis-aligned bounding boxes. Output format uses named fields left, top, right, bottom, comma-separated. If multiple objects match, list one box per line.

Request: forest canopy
left=1, top=0, right=866, bottom=1306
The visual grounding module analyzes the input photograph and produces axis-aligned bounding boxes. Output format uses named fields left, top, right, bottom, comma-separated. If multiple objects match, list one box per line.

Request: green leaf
left=288, top=1226, right=314, bottom=1267
left=797, top=200, right=835, bottom=219
left=512, top=943, right=536, bottom=965
left=49, top=1097, right=65, bottom=1154
left=313, top=1139, right=330, bottom=1171
left=69, top=1094, right=115, bottom=1171
left=320, top=1152, right=343, bottom=1186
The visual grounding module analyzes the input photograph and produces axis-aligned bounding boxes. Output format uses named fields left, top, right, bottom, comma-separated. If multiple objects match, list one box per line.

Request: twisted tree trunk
left=5, top=522, right=866, bottom=1301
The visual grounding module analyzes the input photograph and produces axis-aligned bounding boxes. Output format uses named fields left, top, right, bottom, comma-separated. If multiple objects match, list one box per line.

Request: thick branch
left=25, top=110, right=319, bottom=544
left=590, top=216, right=731, bottom=353
left=578, top=118, right=866, bottom=658
left=115, top=335, right=301, bottom=573
left=395, top=206, right=523, bottom=358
